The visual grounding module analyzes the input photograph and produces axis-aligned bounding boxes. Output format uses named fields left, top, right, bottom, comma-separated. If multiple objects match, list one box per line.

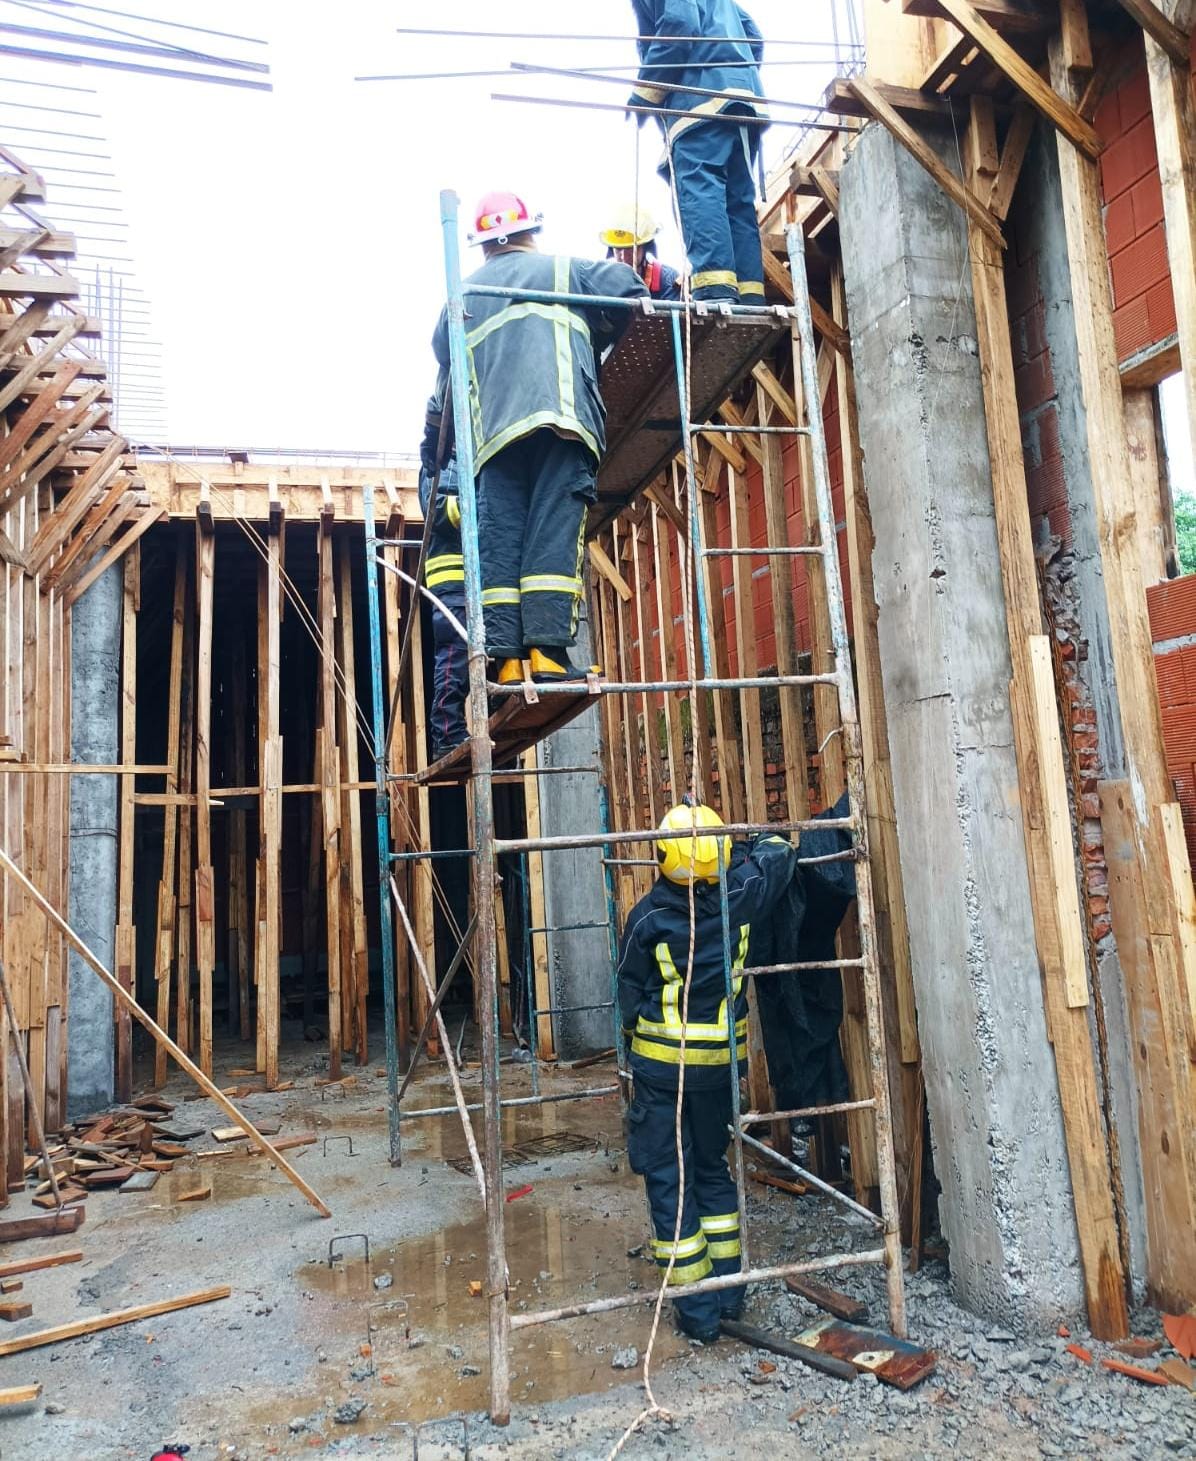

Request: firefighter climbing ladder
left=361, top=189, right=906, bottom=1424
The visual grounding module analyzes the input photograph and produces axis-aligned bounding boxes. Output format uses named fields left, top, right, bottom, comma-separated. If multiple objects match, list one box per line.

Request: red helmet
left=470, top=190, right=543, bottom=246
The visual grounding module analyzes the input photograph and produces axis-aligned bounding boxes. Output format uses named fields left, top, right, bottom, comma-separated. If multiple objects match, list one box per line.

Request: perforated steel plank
left=592, top=311, right=789, bottom=534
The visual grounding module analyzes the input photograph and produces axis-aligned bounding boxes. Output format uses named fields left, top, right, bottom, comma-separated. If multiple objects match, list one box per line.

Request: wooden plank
left=1158, top=803, right=1196, bottom=1063
left=405, top=599, right=434, bottom=1045
left=0, top=1249, right=81, bottom=1279
left=114, top=549, right=138, bottom=1100
left=0, top=1383, right=42, bottom=1406
left=1144, top=29, right=1196, bottom=483
left=0, top=1298, right=32, bottom=1319
left=629, top=521, right=667, bottom=826
left=0, top=272, right=77, bottom=300
left=317, top=522, right=342, bottom=1077
left=0, top=1286, right=230, bottom=1357
left=173, top=544, right=195, bottom=1058
left=0, top=1206, right=83, bottom=1243
left=697, top=464, right=746, bottom=827
left=227, top=626, right=250, bottom=1041
left=933, top=0, right=1100, bottom=159
left=382, top=556, right=410, bottom=1061
left=335, top=536, right=368, bottom=1067
left=1101, top=782, right=1196, bottom=1312
left=651, top=496, right=686, bottom=798
left=62, top=507, right=163, bottom=609
left=1114, top=0, right=1191, bottom=66
left=263, top=533, right=282, bottom=1087
left=588, top=539, right=632, bottom=602
left=847, top=76, right=1006, bottom=249
left=785, top=1275, right=869, bottom=1323
left=24, top=436, right=124, bottom=575
left=524, top=744, right=556, bottom=1061
left=193, top=526, right=215, bottom=1077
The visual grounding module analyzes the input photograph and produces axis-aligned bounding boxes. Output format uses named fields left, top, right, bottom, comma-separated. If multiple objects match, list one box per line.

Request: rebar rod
left=439, top=189, right=511, bottom=1423
left=488, top=672, right=838, bottom=695
left=740, top=1098, right=876, bottom=1123
left=403, top=1085, right=620, bottom=1121
left=390, top=876, right=485, bottom=1200
left=738, top=1128, right=883, bottom=1228
left=496, top=817, right=854, bottom=856
left=510, top=60, right=848, bottom=117
left=743, top=958, right=866, bottom=975
left=717, top=843, right=751, bottom=1267
left=509, top=1250, right=886, bottom=1330
left=492, top=92, right=855, bottom=133
left=788, top=221, right=907, bottom=1336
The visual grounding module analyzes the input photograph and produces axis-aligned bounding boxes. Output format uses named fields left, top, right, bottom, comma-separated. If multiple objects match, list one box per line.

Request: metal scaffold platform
left=358, top=189, right=907, bottom=1426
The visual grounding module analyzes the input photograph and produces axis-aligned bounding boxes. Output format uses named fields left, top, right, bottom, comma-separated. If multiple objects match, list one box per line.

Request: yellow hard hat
left=656, top=803, right=731, bottom=885
left=600, top=202, right=660, bottom=250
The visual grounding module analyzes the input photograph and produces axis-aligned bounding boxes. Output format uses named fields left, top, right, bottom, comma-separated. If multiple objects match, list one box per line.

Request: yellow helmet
left=600, top=202, right=660, bottom=250
left=656, top=803, right=731, bottom=885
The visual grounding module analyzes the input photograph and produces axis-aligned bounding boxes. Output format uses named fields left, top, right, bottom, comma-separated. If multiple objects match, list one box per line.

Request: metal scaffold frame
left=360, top=188, right=906, bottom=1425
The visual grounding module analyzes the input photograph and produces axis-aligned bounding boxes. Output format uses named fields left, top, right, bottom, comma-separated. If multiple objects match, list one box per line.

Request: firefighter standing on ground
left=430, top=192, right=647, bottom=684
left=628, top=0, right=768, bottom=303
left=617, top=803, right=797, bottom=1341
left=599, top=203, right=682, bottom=300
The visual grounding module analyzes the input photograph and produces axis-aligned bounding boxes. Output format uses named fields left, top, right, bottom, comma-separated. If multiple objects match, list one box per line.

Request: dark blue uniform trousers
left=430, top=586, right=468, bottom=758
left=476, top=430, right=595, bottom=660
left=627, top=1073, right=744, bottom=1332
left=668, top=119, right=764, bottom=302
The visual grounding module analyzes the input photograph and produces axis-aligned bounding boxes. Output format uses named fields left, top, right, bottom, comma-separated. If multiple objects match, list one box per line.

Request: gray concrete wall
left=66, top=561, right=120, bottom=1115
left=1011, top=123, right=1147, bottom=1294
left=839, top=121, right=1087, bottom=1328
left=537, top=600, right=614, bottom=1057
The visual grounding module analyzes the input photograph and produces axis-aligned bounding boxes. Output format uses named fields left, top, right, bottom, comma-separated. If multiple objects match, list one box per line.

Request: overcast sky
left=64, top=0, right=859, bottom=456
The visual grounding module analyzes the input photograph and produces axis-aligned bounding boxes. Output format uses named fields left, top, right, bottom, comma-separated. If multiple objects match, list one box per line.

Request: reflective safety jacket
left=629, top=0, right=768, bottom=152
left=431, top=249, right=647, bottom=473
left=418, top=458, right=463, bottom=593
left=616, top=834, right=796, bottom=1089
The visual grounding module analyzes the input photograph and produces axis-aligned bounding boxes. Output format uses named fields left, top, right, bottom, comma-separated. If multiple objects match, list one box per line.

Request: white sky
left=42, top=0, right=858, bottom=456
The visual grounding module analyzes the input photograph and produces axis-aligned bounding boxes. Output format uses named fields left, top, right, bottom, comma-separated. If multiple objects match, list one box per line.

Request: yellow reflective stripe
left=474, top=411, right=600, bottom=472
left=635, top=1016, right=747, bottom=1041
left=427, top=569, right=466, bottom=588
left=700, top=1214, right=739, bottom=1235
left=632, top=82, right=668, bottom=105
left=652, top=1233, right=706, bottom=1260
left=446, top=497, right=461, bottom=528
left=571, top=507, right=588, bottom=637
left=665, top=92, right=769, bottom=146
left=631, top=1036, right=748, bottom=1065
left=655, top=941, right=682, bottom=1034
left=554, top=254, right=576, bottom=427
left=520, top=574, right=582, bottom=595
left=482, top=587, right=521, bottom=606
left=738, top=281, right=764, bottom=297
left=466, top=299, right=590, bottom=351
left=706, top=1239, right=742, bottom=1260
left=667, top=1253, right=713, bottom=1285
left=428, top=554, right=464, bottom=570
left=692, top=270, right=738, bottom=291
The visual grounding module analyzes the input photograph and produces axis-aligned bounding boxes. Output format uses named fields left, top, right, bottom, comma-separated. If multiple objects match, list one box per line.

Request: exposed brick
left=1100, top=114, right=1159, bottom=202
left=1147, top=277, right=1178, bottom=343
left=1104, top=190, right=1136, bottom=255
left=1118, top=66, right=1152, bottom=132
left=1111, top=225, right=1172, bottom=305
left=1113, top=293, right=1152, bottom=361
left=1093, top=90, right=1120, bottom=145
left=1130, top=170, right=1165, bottom=235
left=1015, top=352, right=1056, bottom=413
left=1148, top=575, right=1196, bottom=641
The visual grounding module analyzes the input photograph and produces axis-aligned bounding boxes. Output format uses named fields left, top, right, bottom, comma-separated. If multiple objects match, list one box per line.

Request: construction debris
left=792, top=1318, right=937, bottom=1389
left=0, top=1287, right=231, bottom=1357
left=0, top=1299, right=33, bottom=1321
left=720, top=1318, right=857, bottom=1381
left=0, top=1384, right=42, bottom=1408
left=784, top=1275, right=868, bottom=1323
left=0, top=1251, right=82, bottom=1280
left=0, top=1209, right=84, bottom=1244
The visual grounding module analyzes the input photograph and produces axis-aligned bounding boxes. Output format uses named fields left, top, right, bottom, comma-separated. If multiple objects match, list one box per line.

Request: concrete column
left=537, top=601, right=612, bottom=1057
left=66, top=562, right=120, bottom=1115
left=840, top=122, right=1087, bottom=1327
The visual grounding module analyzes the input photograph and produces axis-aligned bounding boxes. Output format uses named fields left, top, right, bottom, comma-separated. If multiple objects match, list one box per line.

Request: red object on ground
left=1102, top=1357, right=1170, bottom=1385
left=505, top=1184, right=534, bottom=1203
left=1066, top=1343, right=1093, bottom=1364
left=1057, top=1324, right=1071, bottom=1338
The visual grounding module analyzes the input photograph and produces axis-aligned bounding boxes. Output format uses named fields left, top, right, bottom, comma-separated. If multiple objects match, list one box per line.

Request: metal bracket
left=323, top=1134, right=356, bottom=1158
left=328, top=1232, right=370, bottom=1269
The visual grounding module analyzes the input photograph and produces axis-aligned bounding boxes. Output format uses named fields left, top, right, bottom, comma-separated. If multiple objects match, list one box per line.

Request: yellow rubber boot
left=529, top=647, right=601, bottom=683
left=496, top=658, right=524, bottom=685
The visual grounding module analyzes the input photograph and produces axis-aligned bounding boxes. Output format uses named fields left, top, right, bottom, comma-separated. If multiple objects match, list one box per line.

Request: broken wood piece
left=0, top=1281, right=23, bottom=1293
left=0, top=1300, right=33, bottom=1321
left=0, top=1383, right=41, bottom=1406
left=152, top=1141, right=189, bottom=1158
left=79, top=1167, right=135, bottom=1189
left=468, top=1280, right=483, bottom=1298
left=784, top=1275, right=869, bottom=1323
left=0, top=1250, right=83, bottom=1280
left=1113, top=1336, right=1162, bottom=1358
left=131, top=1094, right=174, bottom=1113
left=0, top=1286, right=231, bottom=1357
left=195, top=1131, right=316, bottom=1160
left=720, top=1318, right=856, bottom=1381
left=1101, top=1356, right=1170, bottom=1385
left=32, top=1185, right=86, bottom=1209
left=793, top=1318, right=937, bottom=1389
left=1159, top=1357, right=1195, bottom=1389
left=175, top=1182, right=211, bottom=1203
left=1066, top=1343, right=1093, bottom=1363
left=750, top=1170, right=808, bottom=1198
left=211, top=1127, right=250, bottom=1143
left=119, top=1170, right=159, bottom=1193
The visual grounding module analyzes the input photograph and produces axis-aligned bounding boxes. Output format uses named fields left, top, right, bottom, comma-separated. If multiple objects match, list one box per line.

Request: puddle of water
left=278, top=1175, right=688, bottom=1435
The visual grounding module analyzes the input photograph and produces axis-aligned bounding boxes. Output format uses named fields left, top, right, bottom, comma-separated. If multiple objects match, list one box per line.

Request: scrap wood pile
left=26, top=1093, right=195, bottom=1204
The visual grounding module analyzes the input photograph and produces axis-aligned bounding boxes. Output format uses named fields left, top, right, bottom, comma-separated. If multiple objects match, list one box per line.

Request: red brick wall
left=1095, top=58, right=1177, bottom=364
left=1148, top=576, right=1196, bottom=855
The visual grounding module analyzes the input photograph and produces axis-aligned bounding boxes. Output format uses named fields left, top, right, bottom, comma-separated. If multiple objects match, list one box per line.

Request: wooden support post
left=193, top=525, right=215, bottom=1077
left=382, top=557, right=410, bottom=1062
left=963, top=90, right=1129, bottom=1335
left=335, top=538, right=368, bottom=1066
left=405, top=594, right=434, bottom=1043
left=630, top=521, right=668, bottom=822
left=698, top=462, right=746, bottom=827
left=175, top=540, right=196, bottom=1058
left=153, top=533, right=186, bottom=1085
left=316, top=520, right=342, bottom=1077
left=262, top=529, right=282, bottom=1088
left=595, top=574, right=636, bottom=919
left=651, top=500, right=686, bottom=799
left=227, top=627, right=251, bottom=1042
left=612, top=521, right=655, bottom=899
left=114, top=547, right=137, bottom=1100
